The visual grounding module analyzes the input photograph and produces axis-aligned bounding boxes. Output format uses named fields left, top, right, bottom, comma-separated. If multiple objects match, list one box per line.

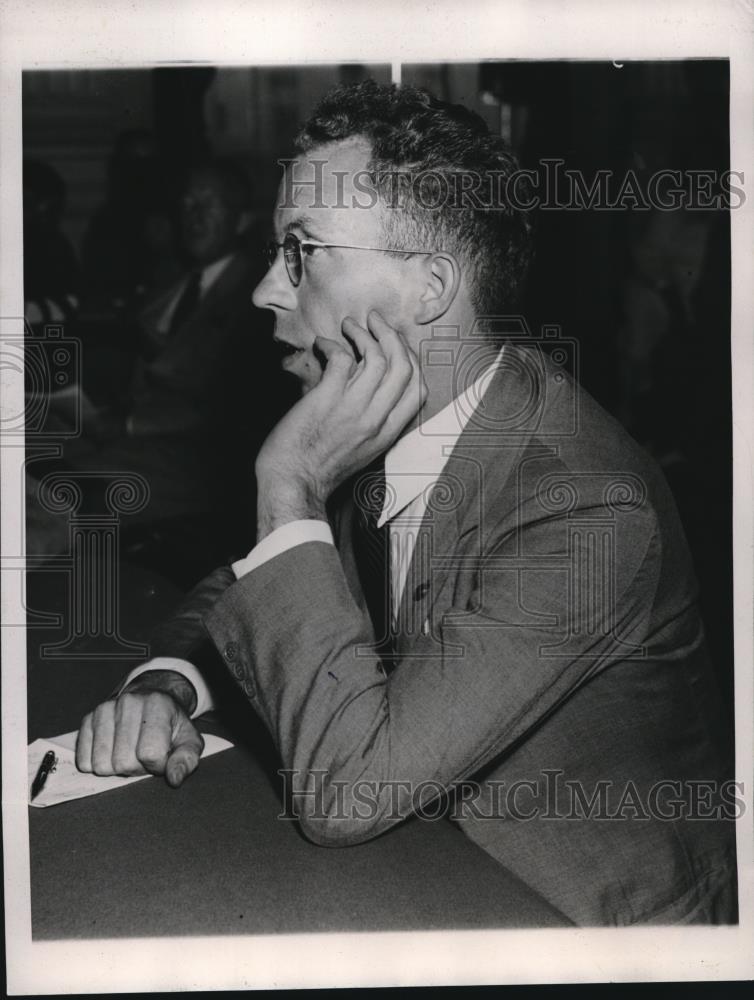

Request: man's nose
left=252, top=252, right=295, bottom=311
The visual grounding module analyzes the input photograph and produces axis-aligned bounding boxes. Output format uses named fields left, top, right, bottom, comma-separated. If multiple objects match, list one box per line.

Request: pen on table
left=31, top=750, right=57, bottom=801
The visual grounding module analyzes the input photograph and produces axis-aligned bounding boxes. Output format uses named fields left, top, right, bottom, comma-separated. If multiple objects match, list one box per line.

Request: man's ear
left=413, top=252, right=461, bottom=325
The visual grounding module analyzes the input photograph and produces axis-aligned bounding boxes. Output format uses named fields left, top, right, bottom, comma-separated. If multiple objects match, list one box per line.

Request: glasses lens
left=283, top=233, right=302, bottom=286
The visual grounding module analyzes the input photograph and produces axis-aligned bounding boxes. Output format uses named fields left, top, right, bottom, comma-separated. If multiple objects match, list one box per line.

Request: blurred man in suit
left=76, top=81, right=737, bottom=926
left=29, top=160, right=293, bottom=562
left=108, top=160, right=277, bottom=523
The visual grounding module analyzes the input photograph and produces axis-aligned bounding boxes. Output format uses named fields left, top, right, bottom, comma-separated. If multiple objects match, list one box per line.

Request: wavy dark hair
left=297, top=78, right=534, bottom=316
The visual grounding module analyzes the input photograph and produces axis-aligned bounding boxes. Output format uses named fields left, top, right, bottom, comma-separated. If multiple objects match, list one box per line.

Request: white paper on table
left=28, top=730, right=233, bottom=808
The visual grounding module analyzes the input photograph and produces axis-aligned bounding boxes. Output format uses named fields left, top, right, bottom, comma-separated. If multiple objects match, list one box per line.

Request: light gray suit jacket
left=156, top=344, right=737, bottom=926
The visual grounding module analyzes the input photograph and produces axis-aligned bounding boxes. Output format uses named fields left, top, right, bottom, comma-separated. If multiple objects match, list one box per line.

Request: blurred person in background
left=27, top=158, right=296, bottom=579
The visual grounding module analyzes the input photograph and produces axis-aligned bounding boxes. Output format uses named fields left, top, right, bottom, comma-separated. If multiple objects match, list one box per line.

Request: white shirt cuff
left=231, top=519, right=334, bottom=579
left=119, top=657, right=215, bottom=718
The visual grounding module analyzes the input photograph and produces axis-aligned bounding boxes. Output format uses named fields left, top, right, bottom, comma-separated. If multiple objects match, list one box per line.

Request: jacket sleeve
left=132, top=565, right=238, bottom=711
left=203, top=500, right=664, bottom=847
left=149, top=565, right=237, bottom=661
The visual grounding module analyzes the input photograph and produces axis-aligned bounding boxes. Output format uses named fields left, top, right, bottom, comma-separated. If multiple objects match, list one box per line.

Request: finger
left=340, top=317, right=387, bottom=394
left=75, top=713, right=94, bottom=773
left=338, top=316, right=369, bottom=364
left=134, top=692, right=175, bottom=775
left=91, top=700, right=117, bottom=775
left=365, top=310, right=414, bottom=412
left=377, top=342, right=428, bottom=442
left=165, top=715, right=205, bottom=788
left=313, top=335, right=357, bottom=385
left=111, top=693, right=149, bottom=775
left=402, top=339, right=428, bottom=406
left=365, top=309, right=409, bottom=367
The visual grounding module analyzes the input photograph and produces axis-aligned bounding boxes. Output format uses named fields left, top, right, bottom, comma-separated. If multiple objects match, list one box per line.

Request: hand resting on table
left=75, top=669, right=204, bottom=787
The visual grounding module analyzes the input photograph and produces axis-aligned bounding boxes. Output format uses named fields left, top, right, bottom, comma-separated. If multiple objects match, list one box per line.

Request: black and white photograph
left=2, top=0, right=753, bottom=992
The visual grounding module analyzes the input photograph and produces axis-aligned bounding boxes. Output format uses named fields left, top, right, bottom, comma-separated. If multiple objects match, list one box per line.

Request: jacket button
left=224, top=642, right=238, bottom=661
left=414, top=581, right=430, bottom=602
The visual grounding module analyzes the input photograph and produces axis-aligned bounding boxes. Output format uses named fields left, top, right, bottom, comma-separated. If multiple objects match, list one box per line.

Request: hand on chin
left=257, top=310, right=427, bottom=506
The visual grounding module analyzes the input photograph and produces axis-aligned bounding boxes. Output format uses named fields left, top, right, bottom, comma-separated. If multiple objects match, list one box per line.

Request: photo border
left=2, top=0, right=752, bottom=991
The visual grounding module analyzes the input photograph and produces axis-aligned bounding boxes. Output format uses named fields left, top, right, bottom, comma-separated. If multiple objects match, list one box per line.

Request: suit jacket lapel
left=140, top=253, right=254, bottom=345
left=140, top=281, right=181, bottom=336
left=175, top=254, right=253, bottom=343
left=334, top=344, right=550, bottom=657
left=392, top=344, right=551, bottom=656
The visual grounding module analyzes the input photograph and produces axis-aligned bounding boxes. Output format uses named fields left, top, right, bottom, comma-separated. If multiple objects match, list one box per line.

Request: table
left=26, top=563, right=571, bottom=937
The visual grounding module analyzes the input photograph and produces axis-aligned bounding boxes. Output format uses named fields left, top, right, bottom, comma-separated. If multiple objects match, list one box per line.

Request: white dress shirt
left=123, top=348, right=505, bottom=716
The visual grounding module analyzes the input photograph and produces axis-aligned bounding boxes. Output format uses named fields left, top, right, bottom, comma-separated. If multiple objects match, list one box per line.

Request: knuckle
left=117, top=691, right=139, bottom=711
left=111, top=751, right=135, bottom=774
left=92, top=701, right=112, bottom=724
left=144, top=690, right=172, bottom=713
left=361, top=416, right=382, bottom=437
left=396, top=362, right=412, bottom=385
left=91, top=706, right=115, bottom=738
left=136, top=746, right=166, bottom=772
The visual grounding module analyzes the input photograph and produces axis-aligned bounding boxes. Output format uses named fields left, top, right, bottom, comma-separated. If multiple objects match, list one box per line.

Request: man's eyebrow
left=284, top=214, right=323, bottom=238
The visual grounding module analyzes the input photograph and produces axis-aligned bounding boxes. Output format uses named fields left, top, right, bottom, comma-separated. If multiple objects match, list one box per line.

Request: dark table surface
left=27, top=562, right=570, bottom=937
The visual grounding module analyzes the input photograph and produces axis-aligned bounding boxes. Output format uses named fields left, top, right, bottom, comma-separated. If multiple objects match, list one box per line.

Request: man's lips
left=273, top=337, right=306, bottom=362
left=273, top=337, right=302, bottom=352
left=273, top=336, right=362, bottom=371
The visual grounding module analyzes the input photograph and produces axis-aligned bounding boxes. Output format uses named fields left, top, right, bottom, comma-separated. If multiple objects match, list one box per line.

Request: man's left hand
left=255, top=309, right=427, bottom=539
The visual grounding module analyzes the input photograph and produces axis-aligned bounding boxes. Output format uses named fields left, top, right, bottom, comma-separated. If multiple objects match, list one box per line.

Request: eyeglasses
left=264, top=232, right=434, bottom=287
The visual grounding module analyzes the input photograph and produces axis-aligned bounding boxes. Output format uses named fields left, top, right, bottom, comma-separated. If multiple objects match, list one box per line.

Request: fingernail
left=172, top=762, right=187, bottom=785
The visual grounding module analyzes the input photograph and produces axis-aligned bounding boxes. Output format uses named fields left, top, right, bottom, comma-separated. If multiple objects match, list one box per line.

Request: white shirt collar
left=378, top=346, right=505, bottom=527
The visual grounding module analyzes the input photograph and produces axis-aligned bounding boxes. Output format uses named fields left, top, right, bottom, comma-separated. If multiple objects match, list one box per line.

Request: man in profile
left=76, top=80, right=737, bottom=927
